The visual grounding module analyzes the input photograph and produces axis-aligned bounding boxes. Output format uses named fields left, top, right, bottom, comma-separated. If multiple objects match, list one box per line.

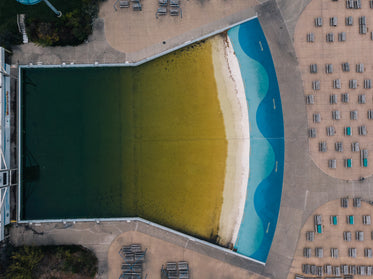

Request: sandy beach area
left=211, top=34, right=250, bottom=247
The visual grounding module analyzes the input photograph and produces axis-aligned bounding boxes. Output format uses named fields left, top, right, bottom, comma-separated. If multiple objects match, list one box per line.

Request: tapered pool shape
left=20, top=41, right=227, bottom=241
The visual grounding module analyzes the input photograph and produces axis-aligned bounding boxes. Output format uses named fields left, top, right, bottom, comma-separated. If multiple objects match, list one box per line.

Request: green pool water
left=21, top=40, right=227, bottom=240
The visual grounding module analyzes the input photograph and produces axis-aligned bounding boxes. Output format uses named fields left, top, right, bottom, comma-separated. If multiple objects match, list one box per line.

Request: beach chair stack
left=314, top=215, right=322, bottom=234
left=161, top=261, right=189, bottom=279
left=156, top=0, right=182, bottom=18
left=359, top=16, right=367, bottom=34
left=119, top=244, right=147, bottom=279
left=117, top=0, right=142, bottom=11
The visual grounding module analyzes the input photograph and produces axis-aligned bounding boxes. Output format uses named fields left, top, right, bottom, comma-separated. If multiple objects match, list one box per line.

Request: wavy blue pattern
left=228, top=18, right=284, bottom=263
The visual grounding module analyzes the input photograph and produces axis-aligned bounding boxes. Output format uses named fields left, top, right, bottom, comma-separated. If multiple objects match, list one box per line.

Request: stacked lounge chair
left=359, top=125, right=367, bottom=135
left=341, top=93, right=349, bottom=103
left=330, top=94, right=338, bottom=104
left=350, top=110, right=358, bottom=120
left=313, top=113, right=321, bottom=123
left=368, top=110, right=373, bottom=119
left=315, top=17, right=323, bottom=27
left=342, top=265, right=349, bottom=275
left=119, top=244, right=147, bottom=279
left=356, top=63, right=364, bottom=73
left=156, top=0, right=181, bottom=18
left=326, top=32, right=335, bottom=42
left=348, top=248, right=357, bottom=258
left=326, top=63, right=333, bottom=73
left=306, top=95, right=314, bottom=104
left=363, top=215, right=371, bottom=224
left=344, top=231, right=352, bottom=241
left=306, top=231, right=315, bottom=241
left=342, top=62, right=350, bottom=72
left=359, top=16, right=367, bottom=34
left=351, top=142, right=360, bottom=152
left=332, top=110, right=341, bottom=120
left=161, top=261, right=189, bottom=279
left=353, top=197, right=361, bottom=207
left=119, top=0, right=130, bottom=8
left=330, top=248, right=339, bottom=258
left=307, top=33, right=315, bottom=42
left=341, top=197, right=349, bottom=208
left=361, top=149, right=368, bottom=167
left=329, top=159, right=337, bottom=169
left=319, top=141, right=327, bottom=152
left=346, top=16, right=353, bottom=26
left=365, top=248, right=372, bottom=258
left=338, top=32, right=346, bottom=41
left=358, top=94, right=366, bottom=104
left=365, top=79, right=372, bottom=88
left=303, top=247, right=312, bottom=258
left=310, top=64, right=318, bottom=73
left=333, top=79, right=341, bottom=88
left=314, top=215, right=322, bottom=233
left=326, top=126, right=335, bottom=136
left=330, top=16, right=338, bottom=26
left=346, top=0, right=361, bottom=9
left=315, top=247, right=323, bottom=258
left=356, top=231, right=364, bottom=241
left=335, top=142, right=343, bottom=152
left=347, top=215, right=354, bottom=224
left=349, top=79, right=357, bottom=89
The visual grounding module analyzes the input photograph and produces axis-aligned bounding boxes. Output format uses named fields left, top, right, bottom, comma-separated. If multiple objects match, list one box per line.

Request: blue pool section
left=228, top=18, right=284, bottom=263
left=16, top=0, right=42, bottom=4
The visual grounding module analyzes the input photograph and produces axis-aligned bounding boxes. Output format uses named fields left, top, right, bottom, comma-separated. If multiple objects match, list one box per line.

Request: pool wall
left=16, top=16, right=258, bottom=69
left=17, top=15, right=258, bottom=224
left=16, top=15, right=277, bottom=267
left=228, top=18, right=284, bottom=263
left=17, top=216, right=265, bottom=266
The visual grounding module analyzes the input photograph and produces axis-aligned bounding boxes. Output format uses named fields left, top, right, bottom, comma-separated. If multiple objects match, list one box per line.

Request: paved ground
left=287, top=198, right=373, bottom=279
left=260, top=1, right=373, bottom=279
left=9, top=1, right=316, bottom=279
left=109, top=230, right=268, bottom=279
left=9, top=220, right=270, bottom=279
left=294, top=0, right=373, bottom=180
left=100, top=0, right=257, bottom=57
left=11, top=1, right=373, bottom=279
left=11, top=1, right=258, bottom=64
left=275, top=0, right=311, bottom=41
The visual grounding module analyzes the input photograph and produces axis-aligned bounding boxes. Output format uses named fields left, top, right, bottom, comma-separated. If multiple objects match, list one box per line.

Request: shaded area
left=20, top=41, right=227, bottom=241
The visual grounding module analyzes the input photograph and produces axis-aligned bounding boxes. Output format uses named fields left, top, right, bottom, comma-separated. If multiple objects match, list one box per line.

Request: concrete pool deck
left=9, top=220, right=270, bottom=279
left=10, top=1, right=373, bottom=279
left=294, top=0, right=373, bottom=181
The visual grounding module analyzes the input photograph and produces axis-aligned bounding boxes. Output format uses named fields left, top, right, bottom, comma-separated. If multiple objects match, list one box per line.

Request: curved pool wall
left=228, top=18, right=284, bottom=263
left=16, top=0, right=42, bottom=5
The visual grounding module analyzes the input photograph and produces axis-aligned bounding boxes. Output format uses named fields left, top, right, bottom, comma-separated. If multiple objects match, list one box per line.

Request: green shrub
left=6, top=246, right=43, bottom=279
left=0, top=0, right=100, bottom=48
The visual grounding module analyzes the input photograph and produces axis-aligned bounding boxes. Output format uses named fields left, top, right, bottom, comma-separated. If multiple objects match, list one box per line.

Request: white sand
left=211, top=34, right=250, bottom=247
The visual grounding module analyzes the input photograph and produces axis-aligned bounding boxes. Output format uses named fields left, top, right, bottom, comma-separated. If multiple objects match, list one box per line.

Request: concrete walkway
left=259, top=1, right=373, bottom=279
left=11, top=2, right=258, bottom=65
left=9, top=219, right=270, bottom=279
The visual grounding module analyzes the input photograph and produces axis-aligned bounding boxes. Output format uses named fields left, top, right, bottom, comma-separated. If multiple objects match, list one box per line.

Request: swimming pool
left=18, top=41, right=228, bottom=243
left=229, top=18, right=284, bottom=263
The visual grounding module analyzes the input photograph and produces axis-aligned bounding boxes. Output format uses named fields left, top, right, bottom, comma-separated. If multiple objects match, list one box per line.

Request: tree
left=6, top=246, right=43, bottom=279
